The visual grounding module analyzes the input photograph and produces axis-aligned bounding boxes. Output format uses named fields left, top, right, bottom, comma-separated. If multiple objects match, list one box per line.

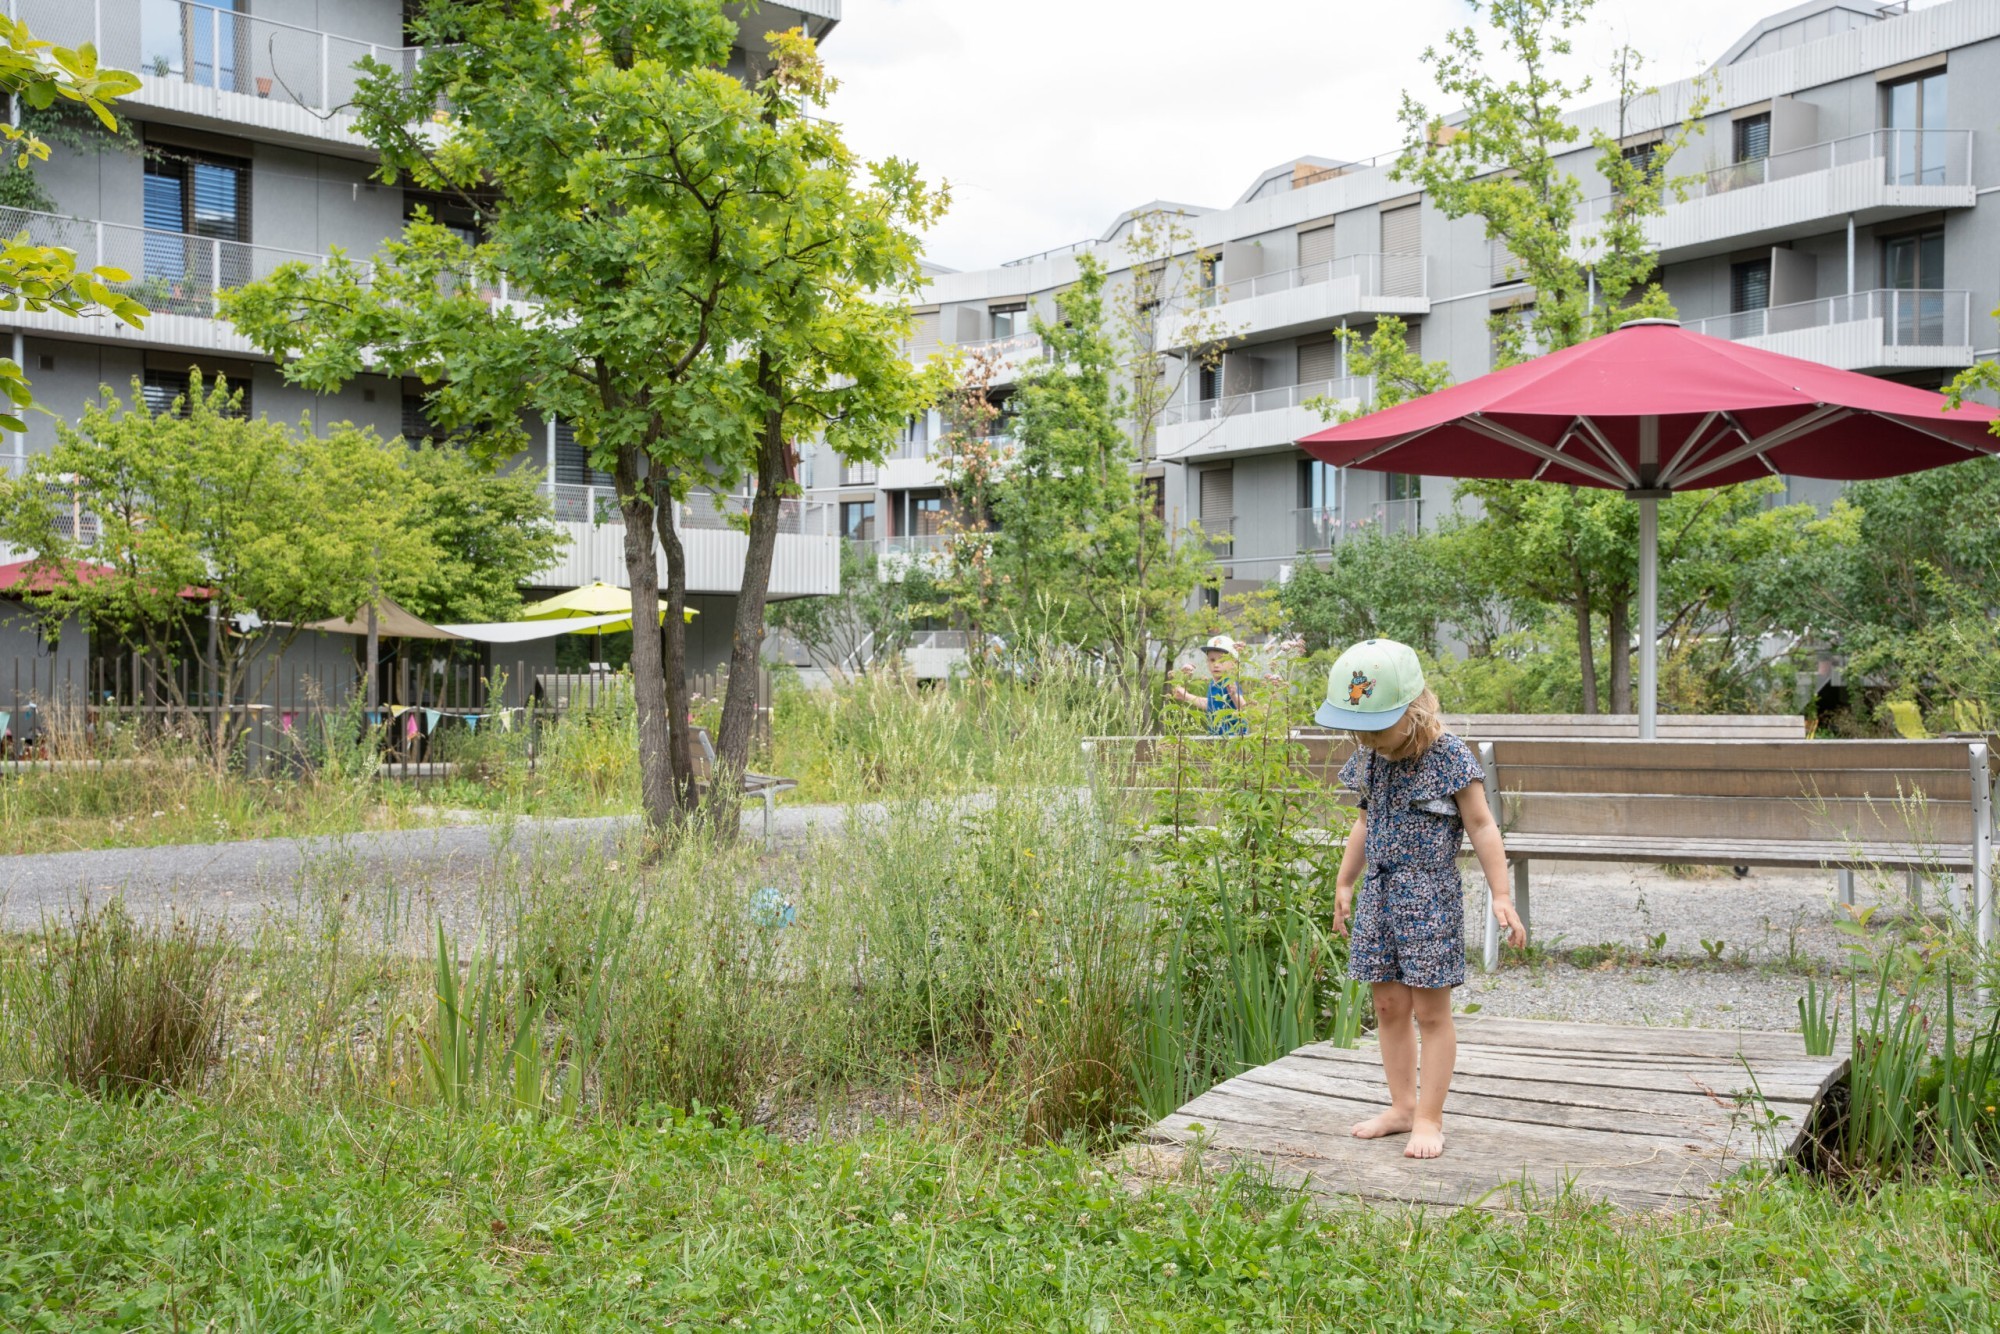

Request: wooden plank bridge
left=1142, top=1016, right=1847, bottom=1212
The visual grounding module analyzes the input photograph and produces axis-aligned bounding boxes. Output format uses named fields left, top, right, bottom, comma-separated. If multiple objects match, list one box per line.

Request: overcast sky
left=819, top=0, right=1780, bottom=271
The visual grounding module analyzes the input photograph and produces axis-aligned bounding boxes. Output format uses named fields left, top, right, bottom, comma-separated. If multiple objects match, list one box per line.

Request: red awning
left=0, top=558, right=211, bottom=600
left=1297, top=319, right=2000, bottom=491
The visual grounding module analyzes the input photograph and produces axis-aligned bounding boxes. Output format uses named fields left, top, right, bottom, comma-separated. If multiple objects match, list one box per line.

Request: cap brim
left=1313, top=698, right=1412, bottom=732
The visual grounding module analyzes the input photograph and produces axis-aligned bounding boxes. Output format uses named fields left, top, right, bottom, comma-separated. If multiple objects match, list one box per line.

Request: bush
left=16, top=900, right=224, bottom=1096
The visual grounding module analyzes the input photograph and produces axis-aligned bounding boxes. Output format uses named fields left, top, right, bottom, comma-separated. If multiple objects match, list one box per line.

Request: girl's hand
left=1332, top=890, right=1353, bottom=937
left=1492, top=897, right=1527, bottom=949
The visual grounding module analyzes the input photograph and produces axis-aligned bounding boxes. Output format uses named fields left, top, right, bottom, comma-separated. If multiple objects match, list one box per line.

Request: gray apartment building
left=811, top=0, right=2000, bottom=608
left=0, top=0, right=844, bottom=675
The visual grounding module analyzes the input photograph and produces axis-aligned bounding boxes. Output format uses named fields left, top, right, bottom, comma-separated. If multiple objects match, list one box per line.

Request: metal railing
left=1296, top=498, right=1424, bottom=551
left=1685, top=288, right=1971, bottom=347
left=1161, top=376, right=1366, bottom=428
left=1200, top=252, right=1427, bottom=307
left=0, top=453, right=101, bottom=544
left=1580, top=128, right=1975, bottom=225
left=0, top=206, right=362, bottom=321
left=21, top=0, right=425, bottom=116
left=539, top=485, right=837, bottom=536
left=880, top=533, right=950, bottom=555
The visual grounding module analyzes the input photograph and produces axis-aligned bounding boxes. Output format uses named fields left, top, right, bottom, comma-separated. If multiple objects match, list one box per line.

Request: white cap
left=1202, top=634, right=1239, bottom=655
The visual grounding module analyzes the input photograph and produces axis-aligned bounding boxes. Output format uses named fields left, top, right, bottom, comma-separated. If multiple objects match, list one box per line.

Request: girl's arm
left=1456, top=780, right=1525, bottom=947
left=1332, top=816, right=1367, bottom=936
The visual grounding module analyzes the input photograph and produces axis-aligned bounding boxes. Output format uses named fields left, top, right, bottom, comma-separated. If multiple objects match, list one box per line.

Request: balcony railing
left=1296, top=499, right=1424, bottom=551
left=881, top=533, right=949, bottom=555
left=0, top=454, right=102, bottom=544
left=1161, top=376, right=1366, bottom=428
left=1580, top=129, right=1975, bottom=225
left=1200, top=252, right=1427, bottom=307
left=1684, top=288, right=1971, bottom=348
left=540, top=485, right=837, bottom=536
left=21, top=0, right=424, bottom=116
left=0, top=206, right=361, bottom=322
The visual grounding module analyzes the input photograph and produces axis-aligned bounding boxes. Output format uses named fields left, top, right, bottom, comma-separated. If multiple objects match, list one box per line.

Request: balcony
left=906, top=331, right=1045, bottom=386
left=1577, top=130, right=1976, bottom=264
left=1295, top=498, right=1424, bottom=552
left=19, top=0, right=415, bottom=154
left=1158, top=254, right=1428, bottom=347
left=534, top=487, right=842, bottom=597
left=1156, top=376, right=1365, bottom=462
left=1683, top=288, right=1973, bottom=372
left=0, top=207, right=358, bottom=354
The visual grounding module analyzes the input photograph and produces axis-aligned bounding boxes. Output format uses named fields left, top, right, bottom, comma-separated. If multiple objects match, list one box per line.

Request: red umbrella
left=1298, top=318, right=2000, bottom=736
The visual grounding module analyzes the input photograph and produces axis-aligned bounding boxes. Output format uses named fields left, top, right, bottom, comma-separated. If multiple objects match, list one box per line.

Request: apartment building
left=813, top=0, right=2000, bottom=603
left=0, top=0, right=844, bottom=674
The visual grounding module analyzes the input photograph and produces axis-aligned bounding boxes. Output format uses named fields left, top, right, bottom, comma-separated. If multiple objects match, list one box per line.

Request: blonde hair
left=1353, top=686, right=1444, bottom=761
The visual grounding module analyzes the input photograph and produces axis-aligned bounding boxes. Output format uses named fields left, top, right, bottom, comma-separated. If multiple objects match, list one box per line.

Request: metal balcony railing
left=880, top=533, right=949, bottom=555
left=540, top=486, right=836, bottom=536
left=1296, top=499, right=1424, bottom=550
left=0, top=206, right=362, bottom=321
left=20, top=0, right=426, bottom=116
left=1198, top=252, right=1427, bottom=307
left=1580, top=129, right=1975, bottom=225
left=1685, top=288, right=1971, bottom=347
left=1161, top=376, right=1367, bottom=429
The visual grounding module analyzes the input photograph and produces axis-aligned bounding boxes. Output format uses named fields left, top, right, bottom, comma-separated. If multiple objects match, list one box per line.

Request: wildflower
left=1042, top=1262, right=1056, bottom=1273
left=890, top=1212, right=908, bottom=1225
left=1162, top=1262, right=1179, bottom=1277
left=1076, top=1213, right=1091, bottom=1227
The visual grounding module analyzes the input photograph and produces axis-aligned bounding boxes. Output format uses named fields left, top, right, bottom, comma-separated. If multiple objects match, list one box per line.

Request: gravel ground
left=1453, top=859, right=1939, bottom=1032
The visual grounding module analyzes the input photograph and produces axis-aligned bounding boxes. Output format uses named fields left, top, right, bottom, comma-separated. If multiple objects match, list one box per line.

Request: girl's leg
left=1406, top=986, right=1457, bottom=1158
left=1351, top=981, right=1416, bottom=1138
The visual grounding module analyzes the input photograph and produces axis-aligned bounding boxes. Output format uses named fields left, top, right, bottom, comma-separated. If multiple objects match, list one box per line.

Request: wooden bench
left=692, top=726, right=797, bottom=847
left=1298, top=713, right=1809, bottom=741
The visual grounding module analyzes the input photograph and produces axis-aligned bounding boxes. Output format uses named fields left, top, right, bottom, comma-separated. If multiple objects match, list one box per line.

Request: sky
left=818, top=0, right=1788, bottom=271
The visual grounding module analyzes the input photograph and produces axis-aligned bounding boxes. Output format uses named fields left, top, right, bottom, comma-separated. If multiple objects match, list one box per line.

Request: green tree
left=0, top=377, right=428, bottom=763
left=1310, top=315, right=1454, bottom=423
left=1279, top=522, right=1507, bottom=658
left=396, top=445, right=566, bottom=625
left=766, top=539, right=925, bottom=679
left=1392, top=0, right=1716, bottom=712
left=222, top=0, right=939, bottom=839
left=988, top=253, right=1214, bottom=717
left=0, top=17, right=143, bottom=425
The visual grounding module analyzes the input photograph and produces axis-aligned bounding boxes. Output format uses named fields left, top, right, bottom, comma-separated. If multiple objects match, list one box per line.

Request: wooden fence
left=0, top=654, right=772, bottom=779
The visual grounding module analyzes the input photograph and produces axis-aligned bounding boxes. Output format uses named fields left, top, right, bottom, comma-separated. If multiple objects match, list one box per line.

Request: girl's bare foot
left=1404, top=1120, right=1445, bottom=1159
left=1350, top=1109, right=1414, bottom=1139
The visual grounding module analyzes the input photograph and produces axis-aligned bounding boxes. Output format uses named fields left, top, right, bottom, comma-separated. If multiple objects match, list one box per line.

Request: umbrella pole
left=1637, top=495, right=1658, bottom=740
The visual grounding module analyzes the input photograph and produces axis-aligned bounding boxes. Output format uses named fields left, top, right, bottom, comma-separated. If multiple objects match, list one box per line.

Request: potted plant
left=255, top=76, right=272, bottom=97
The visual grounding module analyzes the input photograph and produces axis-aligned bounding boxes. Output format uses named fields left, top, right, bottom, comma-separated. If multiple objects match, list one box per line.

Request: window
left=1620, top=140, right=1663, bottom=185
left=840, top=500, right=876, bottom=542
left=1730, top=258, right=1772, bottom=314
left=404, top=188, right=490, bottom=248
left=141, top=0, right=242, bottom=90
left=989, top=303, right=1027, bottom=339
left=1143, top=475, right=1165, bottom=522
left=144, top=148, right=248, bottom=301
left=1299, top=458, right=1339, bottom=550
left=908, top=492, right=945, bottom=536
left=1297, top=223, right=1336, bottom=272
left=1386, top=473, right=1421, bottom=503
left=1733, top=113, right=1771, bottom=163
left=1884, top=227, right=1947, bottom=346
left=553, top=419, right=614, bottom=488
left=1883, top=69, right=1949, bottom=185
left=1297, top=339, right=1340, bottom=388
left=402, top=394, right=435, bottom=445
left=1198, top=359, right=1221, bottom=402
left=143, top=367, right=248, bottom=418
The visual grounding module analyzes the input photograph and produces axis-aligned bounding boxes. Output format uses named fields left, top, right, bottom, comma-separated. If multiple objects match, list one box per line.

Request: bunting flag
left=365, top=710, right=385, bottom=726
left=465, top=715, right=478, bottom=734
left=423, top=709, right=441, bottom=735
left=390, top=704, right=410, bottom=717
left=280, top=711, right=296, bottom=733
left=0, top=711, right=10, bottom=740
left=498, top=710, right=513, bottom=733
left=405, top=713, right=420, bottom=739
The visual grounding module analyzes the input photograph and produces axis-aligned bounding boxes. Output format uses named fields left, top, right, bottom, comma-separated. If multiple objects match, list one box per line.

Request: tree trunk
left=614, top=447, right=680, bottom=839
left=651, top=480, right=698, bottom=820
left=713, top=367, right=788, bottom=839
left=1607, top=593, right=1632, bottom=715
left=1572, top=564, right=1599, bottom=715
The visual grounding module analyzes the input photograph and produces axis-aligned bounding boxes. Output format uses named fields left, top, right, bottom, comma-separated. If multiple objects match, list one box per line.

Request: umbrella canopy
left=1298, top=319, right=2000, bottom=733
left=521, top=581, right=698, bottom=630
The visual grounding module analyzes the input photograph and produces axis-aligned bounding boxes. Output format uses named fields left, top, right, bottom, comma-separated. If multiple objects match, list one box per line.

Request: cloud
left=821, top=0, right=1774, bottom=270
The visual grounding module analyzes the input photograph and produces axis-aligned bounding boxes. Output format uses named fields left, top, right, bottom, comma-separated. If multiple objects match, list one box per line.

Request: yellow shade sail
left=521, top=582, right=697, bottom=628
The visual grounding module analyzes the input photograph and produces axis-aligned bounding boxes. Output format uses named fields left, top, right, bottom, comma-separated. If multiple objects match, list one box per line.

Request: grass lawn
left=5, top=1084, right=1998, bottom=1331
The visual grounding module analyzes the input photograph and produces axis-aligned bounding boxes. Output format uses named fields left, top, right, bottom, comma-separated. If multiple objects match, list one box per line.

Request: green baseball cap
left=1315, top=638, right=1425, bottom=731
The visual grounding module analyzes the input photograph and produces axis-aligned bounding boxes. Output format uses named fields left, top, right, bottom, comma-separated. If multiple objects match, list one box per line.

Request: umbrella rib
left=1573, top=416, right=1641, bottom=488
left=1339, top=423, right=1448, bottom=470
left=1464, top=415, right=1629, bottom=490
left=1666, top=405, right=1849, bottom=489
left=1660, top=411, right=1723, bottom=483
left=1870, top=414, right=2000, bottom=456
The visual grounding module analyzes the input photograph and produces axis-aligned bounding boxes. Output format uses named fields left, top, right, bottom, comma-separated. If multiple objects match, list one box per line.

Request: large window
left=143, top=366, right=249, bottom=418
left=1730, top=258, right=1772, bottom=314
left=1733, top=113, right=1771, bottom=164
left=840, top=501, right=876, bottom=542
left=144, top=149, right=249, bottom=301
left=988, top=303, right=1027, bottom=340
left=1884, top=227, right=1947, bottom=346
left=1883, top=69, right=1949, bottom=185
left=141, top=0, right=242, bottom=90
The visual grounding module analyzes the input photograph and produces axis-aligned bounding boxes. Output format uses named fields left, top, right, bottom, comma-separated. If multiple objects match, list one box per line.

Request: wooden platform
left=1142, top=1016, right=1847, bottom=1213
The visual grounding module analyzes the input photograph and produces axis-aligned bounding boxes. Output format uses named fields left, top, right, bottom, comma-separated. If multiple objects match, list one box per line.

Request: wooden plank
left=1489, top=738, right=1975, bottom=772
left=1499, top=792, right=1972, bottom=844
left=1450, top=1016, right=1810, bottom=1055
left=1292, top=1044, right=1836, bottom=1102
left=1500, top=833, right=1975, bottom=870
left=1498, top=764, right=1975, bottom=802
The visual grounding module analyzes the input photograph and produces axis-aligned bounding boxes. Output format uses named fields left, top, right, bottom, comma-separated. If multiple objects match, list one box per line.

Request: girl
left=1318, top=638, right=1525, bottom=1159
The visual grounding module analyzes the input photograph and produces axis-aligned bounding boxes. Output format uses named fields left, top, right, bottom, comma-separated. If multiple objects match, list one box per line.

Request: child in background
left=1319, top=638, right=1525, bottom=1159
left=1169, top=635, right=1249, bottom=736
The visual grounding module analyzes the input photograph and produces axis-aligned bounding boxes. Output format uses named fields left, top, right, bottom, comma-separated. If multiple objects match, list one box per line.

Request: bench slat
left=1497, top=763, right=1974, bottom=802
left=1499, top=791, right=1973, bottom=844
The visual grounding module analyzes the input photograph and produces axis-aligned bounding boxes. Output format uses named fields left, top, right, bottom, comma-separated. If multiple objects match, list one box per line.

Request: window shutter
left=1733, top=113, right=1771, bottom=163
left=1402, top=321, right=1422, bottom=360
left=554, top=419, right=614, bottom=487
left=1491, top=234, right=1527, bottom=285
left=1730, top=260, right=1771, bottom=314
left=1380, top=205, right=1422, bottom=296
left=1199, top=467, right=1234, bottom=530
left=1297, top=223, right=1336, bottom=271
left=1298, top=339, right=1340, bottom=386
left=910, top=311, right=940, bottom=348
